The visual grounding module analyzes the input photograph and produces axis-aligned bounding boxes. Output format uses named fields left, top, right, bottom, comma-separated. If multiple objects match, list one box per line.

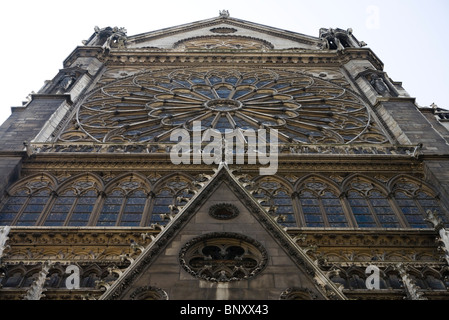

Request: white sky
left=0, top=0, right=448, bottom=125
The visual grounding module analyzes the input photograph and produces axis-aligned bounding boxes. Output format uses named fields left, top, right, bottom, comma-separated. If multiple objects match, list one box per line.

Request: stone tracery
left=59, top=68, right=388, bottom=146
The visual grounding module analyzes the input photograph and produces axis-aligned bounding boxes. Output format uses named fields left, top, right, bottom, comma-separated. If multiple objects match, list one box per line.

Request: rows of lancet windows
left=0, top=173, right=447, bottom=229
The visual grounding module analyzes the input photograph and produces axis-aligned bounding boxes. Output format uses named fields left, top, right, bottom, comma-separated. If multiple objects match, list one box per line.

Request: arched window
left=346, top=179, right=399, bottom=228
left=149, top=178, right=194, bottom=226
left=0, top=179, right=53, bottom=226
left=392, top=178, right=447, bottom=228
left=297, top=179, right=347, bottom=228
left=97, top=180, right=149, bottom=227
left=97, top=190, right=123, bottom=226
left=121, top=190, right=147, bottom=226
left=252, top=180, right=296, bottom=227
left=151, top=189, right=175, bottom=225
left=45, top=180, right=99, bottom=227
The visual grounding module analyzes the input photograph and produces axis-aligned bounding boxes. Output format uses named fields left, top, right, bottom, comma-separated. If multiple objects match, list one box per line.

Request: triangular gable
left=99, top=163, right=347, bottom=300
left=126, top=14, right=320, bottom=50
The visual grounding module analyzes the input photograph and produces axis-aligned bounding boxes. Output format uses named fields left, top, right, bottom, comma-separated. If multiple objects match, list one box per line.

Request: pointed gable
left=126, top=13, right=320, bottom=51
left=100, top=163, right=346, bottom=300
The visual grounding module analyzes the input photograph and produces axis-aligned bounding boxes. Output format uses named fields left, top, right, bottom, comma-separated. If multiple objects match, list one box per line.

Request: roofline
left=127, top=15, right=319, bottom=46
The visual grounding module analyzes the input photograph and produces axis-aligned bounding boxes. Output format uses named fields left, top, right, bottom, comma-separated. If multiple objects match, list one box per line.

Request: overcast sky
left=0, top=0, right=447, bottom=125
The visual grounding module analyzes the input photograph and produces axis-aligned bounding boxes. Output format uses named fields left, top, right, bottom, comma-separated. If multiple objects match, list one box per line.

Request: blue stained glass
left=305, top=215, right=323, bottom=222
left=233, top=90, right=251, bottom=99
left=192, top=77, right=206, bottom=84
left=209, top=77, right=222, bottom=85
left=225, top=77, right=238, bottom=85
left=216, top=87, right=231, bottom=98
left=241, top=78, right=256, bottom=84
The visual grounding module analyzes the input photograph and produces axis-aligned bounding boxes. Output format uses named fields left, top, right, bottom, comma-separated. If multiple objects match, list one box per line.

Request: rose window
left=59, top=68, right=388, bottom=145
left=179, top=233, right=268, bottom=282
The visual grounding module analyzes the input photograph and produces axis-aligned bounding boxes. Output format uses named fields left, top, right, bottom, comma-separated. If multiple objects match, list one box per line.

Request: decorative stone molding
left=179, top=232, right=268, bottom=282
left=0, top=226, right=10, bottom=261
left=129, top=286, right=168, bottom=300
left=208, top=203, right=240, bottom=220
left=426, top=210, right=449, bottom=265
left=22, top=261, right=53, bottom=300
left=62, top=47, right=384, bottom=70
left=395, top=263, right=427, bottom=300
left=279, top=287, right=319, bottom=300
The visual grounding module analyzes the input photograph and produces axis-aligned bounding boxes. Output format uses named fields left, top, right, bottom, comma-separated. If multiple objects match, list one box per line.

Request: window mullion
left=63, top=196, right=79, bottom=227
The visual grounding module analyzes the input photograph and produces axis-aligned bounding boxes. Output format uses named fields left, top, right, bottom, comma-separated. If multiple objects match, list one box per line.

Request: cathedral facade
left=1, top=11, right=449, bottom=300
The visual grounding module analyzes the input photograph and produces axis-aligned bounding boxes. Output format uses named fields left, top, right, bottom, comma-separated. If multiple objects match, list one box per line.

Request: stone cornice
left=21, top=152, right=423, bottom=174
left=63, top=46, right=383, bottom=70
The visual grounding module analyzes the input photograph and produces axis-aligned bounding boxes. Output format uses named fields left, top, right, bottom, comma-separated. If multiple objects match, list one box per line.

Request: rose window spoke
left=60, top=68, right=388, bottom=145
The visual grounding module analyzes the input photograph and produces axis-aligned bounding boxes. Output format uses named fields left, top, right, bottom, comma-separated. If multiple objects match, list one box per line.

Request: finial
left=219, top=10, right=230, bottom=18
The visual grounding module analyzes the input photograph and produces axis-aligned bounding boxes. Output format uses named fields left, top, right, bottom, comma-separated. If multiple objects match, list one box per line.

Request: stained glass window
left=252, top=180, right=296, bottom=227
left=300, top=191, right=324, bottom=227
left=150, top=189, right=174, bottom=225
left=16, top=190, right=50, bottom=226
left=120, top=190, right=147, bottom=226
left=97, top=190, right=123, bottom=226
left=347, top=191, right=377, bottom=228
left=44, top=190, right=76, bottom=226
left=0, top=178, right=53, bottom=226
left=297, top=180, right=347, bottom=228
left=0, top=189, right=29, bottom=225
left=67, top=190, right=97, bottom=226
left=392, top=179, right=447, bottom=228
left=60, top=68, right=387, bottom=145
left=149, top=179, right=194, bottom=226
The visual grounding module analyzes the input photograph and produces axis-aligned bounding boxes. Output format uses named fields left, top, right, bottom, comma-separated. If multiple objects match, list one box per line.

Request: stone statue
left=102, top=27, right=128, bottom=53
left=219, top=10, right=230, bottom=18
left=370, top=73, right=390, bottom=96
left=56, top=72, right=77, bottom=93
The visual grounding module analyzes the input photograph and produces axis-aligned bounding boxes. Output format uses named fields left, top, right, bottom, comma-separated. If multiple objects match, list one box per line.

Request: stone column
left=0, top=226, right=10, bottom=261
left=426, top=210, right=449, bottom=265
left=395, top=263, right=427, bottom=300
left=23, top=261, right=53, bottom=300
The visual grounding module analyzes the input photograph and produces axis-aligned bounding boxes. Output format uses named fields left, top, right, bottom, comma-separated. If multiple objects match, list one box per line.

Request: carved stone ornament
left=279, top=287, right=319, bottom=300
left=210, top=27, right=237, bottom=34
left=129, top=286, right=168, bottom=300
left=59, top=67, right=388, bottom=146
left=208, top=203, right=240, bottom=220
left=179, top=232, right=268, bottom=282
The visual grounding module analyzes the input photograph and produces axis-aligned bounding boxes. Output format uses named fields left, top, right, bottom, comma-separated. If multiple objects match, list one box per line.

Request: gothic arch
left=152, top=172, right=196, bottom=194
left=0, top=173, right=56, bottom=226
left=279, top=287, right=318, bottom=300
left=342, top=174, right=390, bottom=196
left=54, top=173, right=104, bottom=195
left=104, top=172, right=152, bottom=194
left=346, top=267, right=367, bottom=289
left=295, top=174, right=348, bottom=228
left=5, top=172, right=58, bottom=196
left=252, top=175, right=294, bottom=193
left=343, top=174, right=400, bottom=228
left=421, top=266, right=443, bottom=279
left=295, top=173, right=342, bottom=194
left=388, top=174, right=439, bottom=197
left=42, top=173, right=103, bottom=227
left=129, top=286, right=169, bottom=300
left=2, top=265, right=27, bottom=288
left=149, top=173, right=197, bottom=226
left=250, top=176, right=296, bottom=227
left=389, top=174, right=447, bottom=228
left=46, top=265, right=66, bottom=288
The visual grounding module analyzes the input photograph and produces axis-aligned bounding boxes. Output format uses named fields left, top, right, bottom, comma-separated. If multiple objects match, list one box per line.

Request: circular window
left=64, top=68, right=388, bottom=145
left=209, top=203, right=239, bottom=220
left=179, top=233, right=268, bottom=282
